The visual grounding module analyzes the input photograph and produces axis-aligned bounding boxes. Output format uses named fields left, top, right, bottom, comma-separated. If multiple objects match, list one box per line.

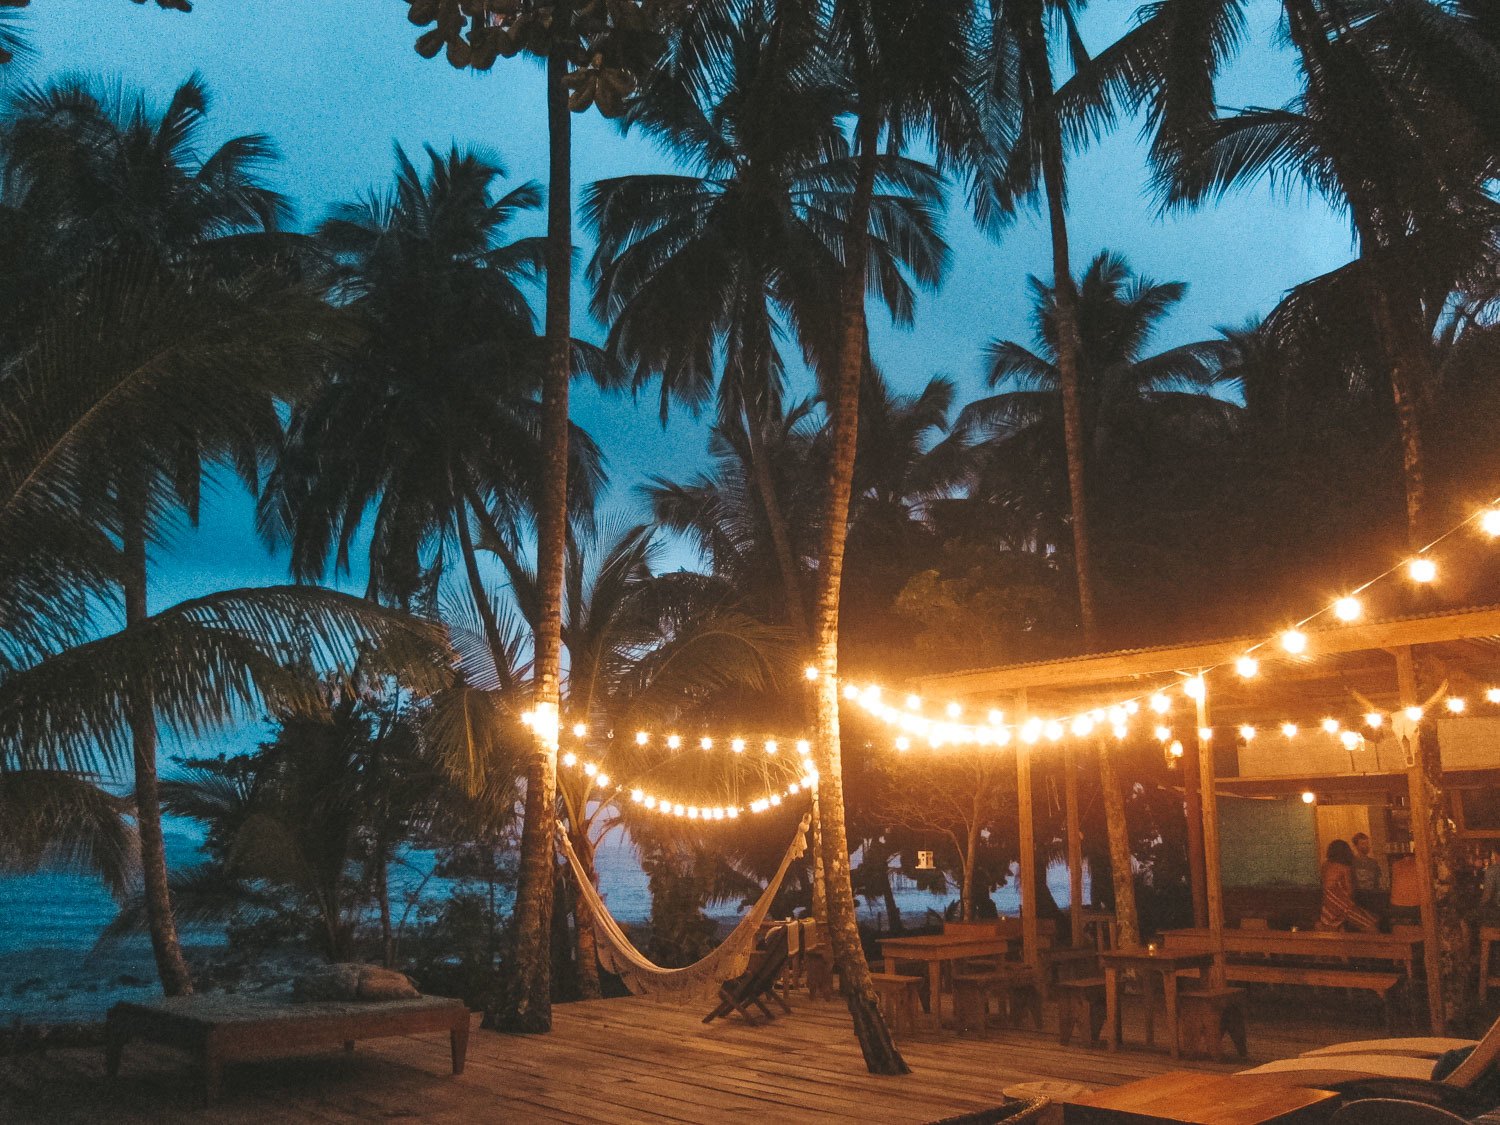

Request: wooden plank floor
left=0, top=994, right=1374, bottom=1124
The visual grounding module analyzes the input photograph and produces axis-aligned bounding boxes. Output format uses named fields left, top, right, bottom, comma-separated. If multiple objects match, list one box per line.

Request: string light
left=895, top=736, right=911, bottom=751
left=572, top=722, right=588, bottom=738
left=1320, top=718, right=1341, bottom=734
left=796, top=739, right=811, bottom=756
left=1239, top=724, right=1257, bottom=742
left=1282, top=723, right=1299, bottom=738
left=1281, top=629, right=1308, bottom=655
left=562, top=751, right=577, bottom=768
left=700, top=736, right=713, bottom=750
left=1168, top=740, right=1184, bottom=759
left=666, top=734, right=682, bottom=750
left=1198, top=727, right=1213, bottom=741
left=1154, top=725, right=1172, bottom=742
left=1339, top=730, right=1362, bottom=751
left=988, top=710, right=1005, bottom=725
left=732, top=738, right=746, bottom=753
left=1333, top=597, right=1362, bottom=622
left=1447, top=697, right=1467, bottom=714
left=1236, top=656, right=1260, bottom=678
left=1483, top=509, right=1500, bottom=537
left=1302, top=791, right=1316, bottom=804
left=1405, top=706, right=1424, bottom=722
left=1184, top=676, right=1206, bottom=700
left=1365, top=712, right=1384, bottom=729
left=1409, top=557, right=1437, bottom=583
left=1488, top=688, right=1500, bottom=704
left=1151, top=693, right=1171, bottom=714
left=946, top=702, right=962, bottom=718
left=905, top=695, right=922, bottom=711
left=764, top=739, right=778, bottom=754
left=635, top=731, right=649, bottom=746
left=804, top=665, right=820, bottom=681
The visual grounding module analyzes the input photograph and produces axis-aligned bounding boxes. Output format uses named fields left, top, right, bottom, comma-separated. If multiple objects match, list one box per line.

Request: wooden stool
left=1177, top=986, right=1248, bottom=1061
left=804, top=948, right=834, bottom=1001
left=869, top=973, right=922, bottom=1037
left=1055, top=976, right=1107, bottom=1047
left=1481, top=926, right=1500, bottom=1004
left=995, top=966, right=1044, bottom=1030
left=952, top=974, right=995, bottom=1037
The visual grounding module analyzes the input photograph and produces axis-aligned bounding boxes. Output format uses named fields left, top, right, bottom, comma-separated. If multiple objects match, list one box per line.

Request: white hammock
left=558, top=814, right=811, bottom=1003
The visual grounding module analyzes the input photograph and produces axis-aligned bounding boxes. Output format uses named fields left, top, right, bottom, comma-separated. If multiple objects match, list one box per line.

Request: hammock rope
left=559, top=813, right=811, bottom=1003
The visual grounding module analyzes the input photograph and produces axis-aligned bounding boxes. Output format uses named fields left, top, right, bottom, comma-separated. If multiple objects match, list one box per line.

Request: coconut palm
left=587, top=5, right=947, bottom=641
left=0, top=770, right=135, bottom=897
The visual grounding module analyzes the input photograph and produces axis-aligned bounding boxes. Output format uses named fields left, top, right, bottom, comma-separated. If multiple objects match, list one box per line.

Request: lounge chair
left=703, top=925, right=792, bottom=1026
left=1330, top=1098, right=1500, bottom=1123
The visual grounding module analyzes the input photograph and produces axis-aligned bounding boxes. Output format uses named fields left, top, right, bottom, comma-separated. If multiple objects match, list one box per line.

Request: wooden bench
left=870, top=972, right=924, bottom=1037
left=105, top=993, right=470, bottom=1103
left=1217, top=963, right=1401, bottom=1027
left=1177, top=986, right=1248, bottom=1062
left=953, top=968, right=1043, bottom=1036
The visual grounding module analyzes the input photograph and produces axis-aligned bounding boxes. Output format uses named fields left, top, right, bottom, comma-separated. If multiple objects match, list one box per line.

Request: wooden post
left=1181, top=737, right=1209, bottom=929
left=1064, top=741, right=1084, bottom=947
left=1017, top=693, right=1040, bottom=970
left=1195, top=681, right=1226, bottom=989
left=1397, top=645, right=1446, bottom=1035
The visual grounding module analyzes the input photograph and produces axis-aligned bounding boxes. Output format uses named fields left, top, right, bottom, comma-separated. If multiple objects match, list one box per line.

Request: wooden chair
left=1177, top=986, right=1249, bottom=1061
left=953, top=967, right=1043, bottom=1035
left=870, top=972, right=923, bottom=1037
left=703, top=927, right=792, bottom=1026
left=1055, top=977, right=1107, bottom=1048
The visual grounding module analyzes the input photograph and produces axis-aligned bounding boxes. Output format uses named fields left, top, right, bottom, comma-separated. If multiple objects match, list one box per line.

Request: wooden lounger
left=704, top=926, right=792, bottom=1026
left=105, top=992, right=471, bottom=1102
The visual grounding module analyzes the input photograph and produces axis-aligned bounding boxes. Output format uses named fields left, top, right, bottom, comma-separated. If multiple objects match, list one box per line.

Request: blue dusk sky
left=18, top=0, right=1353, bottom=609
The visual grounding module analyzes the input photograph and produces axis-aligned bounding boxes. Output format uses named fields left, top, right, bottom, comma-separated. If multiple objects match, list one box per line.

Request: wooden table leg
left=1143, top=972, right=1156, bottom=1048
left=1164, top=971, right=1181, bottom=1060
left=450, top=1018, right=469, bottom=1075
left=1104, top=965, right=1120, bottom=1051
left=928, top=961, right=943, bottom=1030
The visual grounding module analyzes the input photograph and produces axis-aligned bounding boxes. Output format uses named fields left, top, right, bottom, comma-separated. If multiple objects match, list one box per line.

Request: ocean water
left=0, top=820, right=1082, bottom=1023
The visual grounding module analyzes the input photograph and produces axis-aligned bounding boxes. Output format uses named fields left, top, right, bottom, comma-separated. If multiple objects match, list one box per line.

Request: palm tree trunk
left=122, top=485, right=193, bottom=997
left=1030, top=29, right=1098, bottom=647
left=376, top=846, right=394, bottom=968
left=811, top=102, right=907, bottom=1076
left=494, top=42, right=571, bottom=1035
left=568, top=824, right=603, bottom=1001
left=744, top=414, right=809, bottom=636
left=1365, top=268, right=1431, bottom=545
left=810, top=786, right=828, bottom=927
left=962, top=817, right=980, bottom=922
left=1096, top=738, right=1139, bottom=948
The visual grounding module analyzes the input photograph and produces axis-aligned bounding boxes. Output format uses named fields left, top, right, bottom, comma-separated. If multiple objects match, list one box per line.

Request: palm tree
left=1114, top=0, right=1500, bottom=546
left=958, top=251, right=1235, bottom=551
left=586, top=6, right=947, bottom=639
left=399, top=0, right=677, bottom=1032
left=0, top=770, right=135, bottom=897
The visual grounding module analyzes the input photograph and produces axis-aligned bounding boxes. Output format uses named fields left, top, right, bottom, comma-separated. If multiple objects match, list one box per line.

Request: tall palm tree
left=399, top=0, right=675, bottom=1032
left=1114, top=0, right=1500, bottom=545
left=0, top=74, right=335, bottom=994
left=586, top=5, right=947, bottom=639
left=806, top=0, right=977, bottom=1073
left=0, top=770, right=135, bottom=897
left=974, top=0, right=1119, bottom=645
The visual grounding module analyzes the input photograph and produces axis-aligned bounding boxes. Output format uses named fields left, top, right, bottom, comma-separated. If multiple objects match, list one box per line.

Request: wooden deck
left=1, top=993, right=1367, bottom=1123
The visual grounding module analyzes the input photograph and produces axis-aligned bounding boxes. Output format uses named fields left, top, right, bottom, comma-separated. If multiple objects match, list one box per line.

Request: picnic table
left=1098, top=947, right=1215, bottom=1058
left=878, top=933, right=1014, bottom=1029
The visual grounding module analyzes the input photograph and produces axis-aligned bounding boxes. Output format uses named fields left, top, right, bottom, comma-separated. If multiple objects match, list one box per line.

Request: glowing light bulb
left=1198, top=727, right=1213, bottom=741
left=1301, top=791, right=1316, bottom=805
left=1154, top=725, right=1171, bottom=742
left=796, top=739, right=811, bottom=756
left=1072, top=716, right=1094, bottom=737
left=643, top=795, right=656, bottom=809
left=731, top=738, right=745, bottom=753
left=1405, top=706, right=1424, bottom=722
left=521, top=711, right=536, bottom=727
left=769, top=793, right=782, bottom=806
left=1282, top=723, right=1299, bottom=738
left=1044, top=721, right=1064, bottom=742
left=843, top=684, right=859, bottom=700
left=988, top=710, right=1005, bottom=725
left=764, top=739, right=778, bottom=754
left=895, top=736, right=911, bottom=751
left=1184, top=676, right=1206, bottom=700
left=905, top=695, right=922, bottom=711
left=1333, top=597, right=1362, bottom=622
left=1236, top=656, right=1260, bottom=678
left=1281, top=629, right=1308, bottom=655
left=946, top=702, right=962, bottom=718
left=583, top=762, right=597, bottom=777
left=1150, top=694, right=1171, bottom=714
left=700, top=736, right=713, bottom=751
left=1447, top=696, right=1467, bottom=714
left=1488, top=688, right=1500, bottom=705
left=596, top=773, right=610, bottom=788
left=1239, top=724, right=1257, bottom=742
left=1168, top=740, right=1184, bottom=759
left=1483, top=509, right=1500, bottom=537
left=1340, top=730, right=1361, bottom=751
left=804, top=665, right=820, bottom=681
left=666, top=734, right=682, bottom=750
left=1021, top=718, right=1043, bottom=744
left=572, top=722, right=588, bottom=738
left=635, top=731, right=649, bottom=746
left=1125, top=700, right=1140, bottom=715
left=562, top=751, right=577, bottom=768
left=788, top=782, right=800, bottom=794
left=1409, top=558, right=1437, bottom=583
left=1365, top=712, right=1384, bottom=729
left=1321, top=718, right=1340, bottom=735
left=673, top=803, right=685, bottom=817
left=687, top=806, right=698, bottom=819
left=727, top=807, right=738, bottom=819
left=1113, top=724, right=1129, bottom=740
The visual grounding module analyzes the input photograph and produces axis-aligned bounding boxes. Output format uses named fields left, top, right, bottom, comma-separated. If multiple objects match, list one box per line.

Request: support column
left=1018, top=736, right=1041, bottom=971
left=1065, top=741, right=1084, bottom=947
left=1194, top=680, right=1226, bottom=989
left=1397, top=646, right=1447, bottom=1035
left=1182, top=737, right=1209, bottom=928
